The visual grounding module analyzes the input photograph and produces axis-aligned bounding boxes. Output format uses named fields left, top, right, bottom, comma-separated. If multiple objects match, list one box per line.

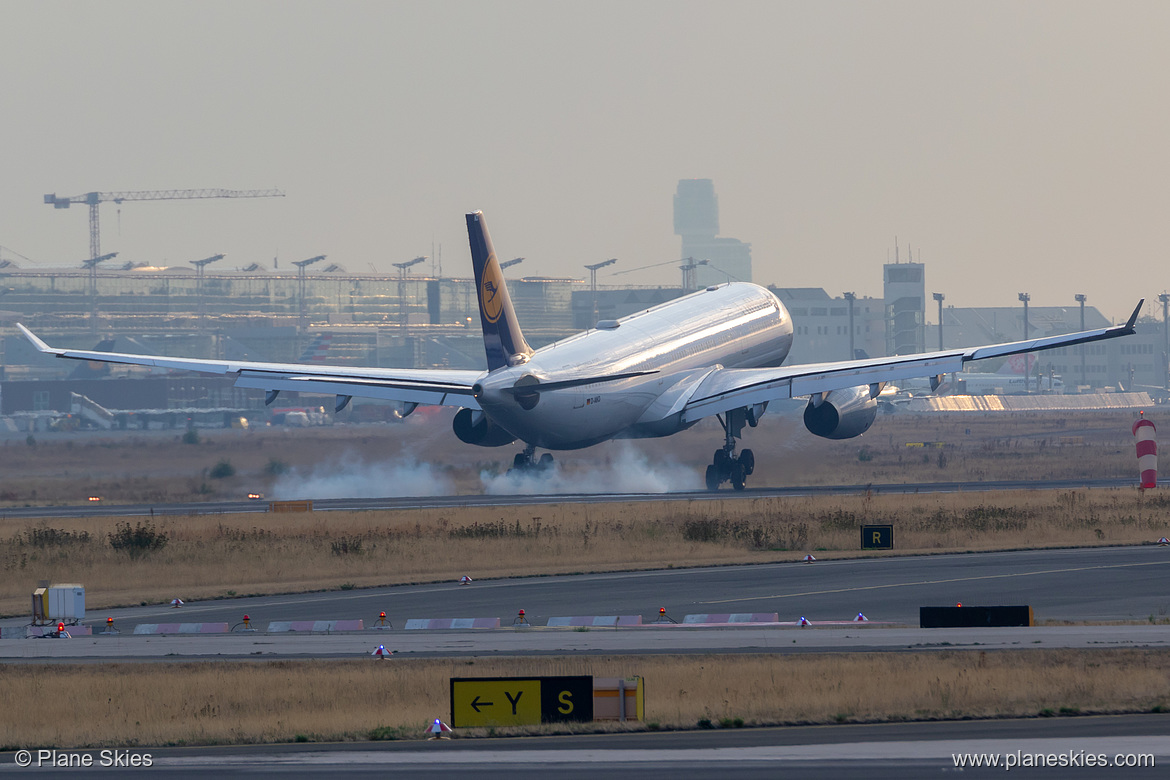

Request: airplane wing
left=16, top=324, right=485, bottom=410
left=680, top=299, right=1144, bottom=423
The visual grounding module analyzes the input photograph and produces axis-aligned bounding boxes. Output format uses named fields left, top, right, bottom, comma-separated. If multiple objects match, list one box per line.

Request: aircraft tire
left=740, top=448, right=755, bottom=476
left=730, top=461, right=747, bottom=491
left=713, top=449, right=731, bottom=474
left=538, top=453, right=554, bottom=470
left=705, top=464, right=721, bottom=491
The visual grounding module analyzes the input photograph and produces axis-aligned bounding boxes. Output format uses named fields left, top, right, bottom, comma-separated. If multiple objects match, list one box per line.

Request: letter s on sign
left=558, top=690, right=574, bottom=714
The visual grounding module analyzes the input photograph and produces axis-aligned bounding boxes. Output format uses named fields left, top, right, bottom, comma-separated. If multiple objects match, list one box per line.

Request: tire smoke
left=479, top=443, right=700, bottom=495
left=272, top=456, right=455, bottom=499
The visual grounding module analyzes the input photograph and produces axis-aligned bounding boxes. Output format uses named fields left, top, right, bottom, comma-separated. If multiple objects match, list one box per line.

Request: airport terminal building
left=1, top=175, right=1163, bottom=420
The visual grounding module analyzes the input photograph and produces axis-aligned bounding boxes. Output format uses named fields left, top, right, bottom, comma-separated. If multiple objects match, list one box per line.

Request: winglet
left=16, top=323, right=57, bottom=355
left=1123, top=299, right=1144, bottom=333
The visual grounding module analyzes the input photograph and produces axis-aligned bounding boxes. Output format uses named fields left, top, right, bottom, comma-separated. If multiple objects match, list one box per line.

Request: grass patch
left=0, top=488, right=1167, bottom=614
left=2, top=649, right=1167, bottom=748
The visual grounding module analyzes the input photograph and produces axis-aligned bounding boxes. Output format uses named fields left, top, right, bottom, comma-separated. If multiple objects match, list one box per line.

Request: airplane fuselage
left=474, top=283, right=793, bottom=449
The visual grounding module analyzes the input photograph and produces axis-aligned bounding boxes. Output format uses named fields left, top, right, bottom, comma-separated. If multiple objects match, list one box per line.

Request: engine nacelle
left=452, top=408, right=516, bottom=447
left=803, top=385, right=878, bottom=440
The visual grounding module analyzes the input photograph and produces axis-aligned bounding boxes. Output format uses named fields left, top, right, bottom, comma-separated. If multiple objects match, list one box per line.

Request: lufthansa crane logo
left=481, top=254, right=504, bottom=323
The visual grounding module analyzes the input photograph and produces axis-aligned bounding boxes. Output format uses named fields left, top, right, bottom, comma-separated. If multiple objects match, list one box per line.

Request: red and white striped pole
left=1133, top=413, right=1157, bottom=489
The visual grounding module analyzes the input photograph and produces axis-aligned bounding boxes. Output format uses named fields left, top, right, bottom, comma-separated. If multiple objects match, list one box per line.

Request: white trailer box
left=47, top=584, right=85, bottom=623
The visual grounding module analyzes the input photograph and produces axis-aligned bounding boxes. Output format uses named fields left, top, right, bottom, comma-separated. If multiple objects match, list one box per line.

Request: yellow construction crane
left=43, top=188, right=285, bottom=261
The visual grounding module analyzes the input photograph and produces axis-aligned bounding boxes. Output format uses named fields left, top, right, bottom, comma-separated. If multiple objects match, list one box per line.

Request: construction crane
left=43, top=188, right=285, bottom=261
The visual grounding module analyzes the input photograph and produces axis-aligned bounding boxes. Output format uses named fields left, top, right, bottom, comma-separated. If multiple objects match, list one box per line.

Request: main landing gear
left=509, top=442, right=555, bottom=476
left=705, top=410, right=756, bottom=491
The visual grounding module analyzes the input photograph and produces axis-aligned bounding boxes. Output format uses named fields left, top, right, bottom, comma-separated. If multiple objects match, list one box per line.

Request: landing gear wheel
left=705, top=464, right=720, bottom=491
left=513, top=452, right=529, bottom=470
left=713, top=449, right=731, bottom=477
left=740, top=448, right=755, bottom=477
left=538, top=453, right=554, bottom=471
left=730, top=460, right=747, bottom=491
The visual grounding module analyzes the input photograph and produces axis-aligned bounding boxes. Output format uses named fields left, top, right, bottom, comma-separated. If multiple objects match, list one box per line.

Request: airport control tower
left=883, top=258, right=925, bottom=355
left=673, top=179, right=752, bottom=289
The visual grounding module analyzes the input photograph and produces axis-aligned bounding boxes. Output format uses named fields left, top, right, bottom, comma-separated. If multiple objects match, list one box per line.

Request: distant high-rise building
left=673, top=179, right=751, bottom=288
left=883, top=260, right=925, bottom=355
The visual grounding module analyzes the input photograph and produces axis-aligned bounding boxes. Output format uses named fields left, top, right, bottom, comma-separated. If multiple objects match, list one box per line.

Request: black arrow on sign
left=470, top=696, right=494, bottom=713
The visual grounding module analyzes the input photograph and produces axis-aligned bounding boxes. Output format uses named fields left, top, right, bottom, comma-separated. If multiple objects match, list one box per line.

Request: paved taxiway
left=3, top=546, right=1168, bottom=660
left=4, top=624, right=1168, bottom=661
left=3, top=715, right=1167, bottom=778
left=21, top=545, right=1170, bottom=627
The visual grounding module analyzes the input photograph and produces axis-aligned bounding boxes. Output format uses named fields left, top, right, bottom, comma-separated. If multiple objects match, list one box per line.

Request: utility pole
left=679, top=258, right=708, bottom=293
left=1159, top=293, right=1170, bottom=394
left=392, top=256, right=426, bottom=327
left=932, top=292, right=945, bottom=351
left=1018, top=292, right=1031, bottom=393
left=1074, top=294, right=1087, bottom=391
left=190, top=254, right=225, bottom=331
left=843, top=292, right=856, bottom=359
left=81, top=252, right=117, bottom=332
left=584, top=259, right=617, bottom=326
left=293, top=255, right=325, bottom=330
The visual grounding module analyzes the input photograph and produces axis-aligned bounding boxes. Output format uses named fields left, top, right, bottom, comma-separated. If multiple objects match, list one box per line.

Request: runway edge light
left=428, top=719, right=452, bottom=739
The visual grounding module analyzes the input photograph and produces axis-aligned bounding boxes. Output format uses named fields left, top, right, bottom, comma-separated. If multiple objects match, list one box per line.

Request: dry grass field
left=1, top=488, right=1167, bottom=615
left=2, top=650, right=1168, bottom=748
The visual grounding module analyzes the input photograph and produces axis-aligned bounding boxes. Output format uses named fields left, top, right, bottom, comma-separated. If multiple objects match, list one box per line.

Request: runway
left=3, top=715, right=1167, bottom=778
left=0, top=476, right=1145, bottom=519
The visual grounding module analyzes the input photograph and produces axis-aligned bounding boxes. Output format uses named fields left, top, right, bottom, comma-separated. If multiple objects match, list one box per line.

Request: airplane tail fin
left=998, top=353, right=1036, bottom=375
left=466, top=211, right=532, bottom=371
left=297, top=333, right=333, bottom=363
left=68, top=338, right=116, bottom=379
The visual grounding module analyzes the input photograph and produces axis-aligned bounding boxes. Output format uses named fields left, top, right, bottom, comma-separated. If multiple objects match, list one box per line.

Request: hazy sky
left=2, top=1, right=1167, bottom=322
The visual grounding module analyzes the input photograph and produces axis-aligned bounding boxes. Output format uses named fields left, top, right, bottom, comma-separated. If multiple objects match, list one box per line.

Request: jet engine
left=452, top=408, right=516, bottom=447
left=803, top=385, right=878, bottom=440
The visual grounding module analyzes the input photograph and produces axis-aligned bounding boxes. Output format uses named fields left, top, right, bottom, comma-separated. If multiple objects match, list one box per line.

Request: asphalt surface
left=5, top=624, right=1169, bottom=662
left=0, top=476, right=1146, bottom=519
left=2, top=715, right=1167, bottom=778
left=4, top=545, right=1169, bottom=661
left=9, top=544, right=1165, bottom=635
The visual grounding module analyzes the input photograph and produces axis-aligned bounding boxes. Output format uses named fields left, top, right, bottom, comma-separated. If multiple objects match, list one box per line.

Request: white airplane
left=943, top=371, right=1064, bottom=395
left=18, top=212, right=1143, bottom=491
